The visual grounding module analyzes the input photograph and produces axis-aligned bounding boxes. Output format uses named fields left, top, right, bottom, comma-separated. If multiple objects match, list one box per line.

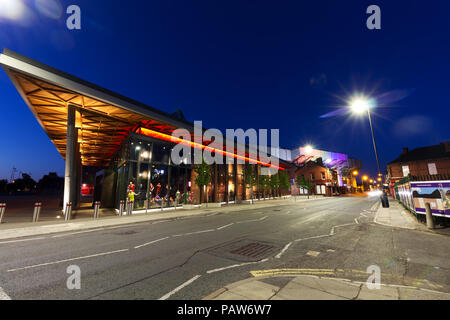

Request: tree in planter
left=296, top=174, right=314, bottom=199
left=242, top=165, right=257, bottom=204
left=279, top=171, right=291, bottom=197
left=193, top=159, right=211, bottom=204
left=269, top=174, right=280, bottom=198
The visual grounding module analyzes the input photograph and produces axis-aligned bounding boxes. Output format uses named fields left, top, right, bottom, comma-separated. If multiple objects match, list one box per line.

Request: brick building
left=387, top=142, right=450, bottom=194
left=291, top=160, right=340, bottom=196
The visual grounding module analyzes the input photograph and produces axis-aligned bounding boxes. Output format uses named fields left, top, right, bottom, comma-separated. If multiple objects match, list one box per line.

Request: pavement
left=0, top=196, right=324, bottom=241
left=374, top=197, right=423, bottom=230
left=1, top=196, right=449, bottom=300
left=204, top=274, right=450, bottom=300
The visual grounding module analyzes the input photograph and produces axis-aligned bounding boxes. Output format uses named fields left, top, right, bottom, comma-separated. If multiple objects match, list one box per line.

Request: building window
left=321, top=172, right=326, bottom=180
left=402, top=165, right=410, bottom=177
left=428, top=163, right=437, bottom=175
left=311, top=173, right=315, bottom=180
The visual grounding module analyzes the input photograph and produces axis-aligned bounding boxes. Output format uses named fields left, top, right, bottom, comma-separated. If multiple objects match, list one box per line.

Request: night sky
left=0, top=0, right=449, bottom=181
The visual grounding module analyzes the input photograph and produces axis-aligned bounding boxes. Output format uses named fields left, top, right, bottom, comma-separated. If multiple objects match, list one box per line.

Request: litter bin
left=381, top=191, right=389, bottom=208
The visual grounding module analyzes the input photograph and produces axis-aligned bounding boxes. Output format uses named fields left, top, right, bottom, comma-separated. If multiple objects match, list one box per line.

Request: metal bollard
left=119, top=200, right=125, bottom=216
left=64, top=202, right=72, bottom=221
left=425, top=203, right=435, bottom=229
left=0, top=203, right=6, bottom=224
left=128, top=201, right=134, bottom=215
left=144, top=199, right=149, bottom=214
left=32, top=202, right=42, bottom=222
left=93, top=201, right=100, bottom=219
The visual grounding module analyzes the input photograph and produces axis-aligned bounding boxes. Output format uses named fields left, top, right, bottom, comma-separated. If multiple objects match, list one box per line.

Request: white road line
left=0, top=287, right=11, bottom=300
left=216, top=223, right=234, bottom=230
left=275, top=242, right=293, bottom=258
left=173, top=229, right=215, bottom=237
left=0, top=237, right=46, bottom=245
left=206, top=259, right=269, bottom=274
left=354, top=218, right=359, bottom=224
left=159, top=275, right=201, bottom=300
left=236, top=216, right=267, bottom=224
left=295, top=234, right=330, bottom=242
left=134, top=237, right=169, bottom=249
left=285, top=211, right=291, bottom=214
left=330, top=227, right=335, bottom=235
left=7, top=249, right=129, bottom=272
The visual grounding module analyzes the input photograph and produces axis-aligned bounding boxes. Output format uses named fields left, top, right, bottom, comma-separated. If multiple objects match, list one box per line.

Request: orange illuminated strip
left=138, top=127, right=284, bottom=171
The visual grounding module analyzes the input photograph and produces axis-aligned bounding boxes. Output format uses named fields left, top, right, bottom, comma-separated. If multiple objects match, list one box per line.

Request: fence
left=394, top=178, right=450, bottom=219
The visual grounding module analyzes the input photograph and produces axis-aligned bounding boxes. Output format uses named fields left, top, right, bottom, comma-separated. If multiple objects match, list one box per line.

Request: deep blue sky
left=0, top=0, right=449, bottom=181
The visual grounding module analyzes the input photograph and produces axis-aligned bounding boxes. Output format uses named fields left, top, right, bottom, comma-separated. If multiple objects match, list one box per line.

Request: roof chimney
left=442, top=142, right=450, bottom=153
left=402, top=147, right=409, bottom=154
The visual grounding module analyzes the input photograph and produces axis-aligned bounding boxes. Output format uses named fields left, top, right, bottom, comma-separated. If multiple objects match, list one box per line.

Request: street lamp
left=349, top=96, right=382, bottom=176
left=362, top=175, right=368, bottom=181
left=352, top=170, right=359, bottom=176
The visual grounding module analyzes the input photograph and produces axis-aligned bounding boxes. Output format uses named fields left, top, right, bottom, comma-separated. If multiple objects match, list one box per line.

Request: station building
left=0, top=49, right=292, bottom=211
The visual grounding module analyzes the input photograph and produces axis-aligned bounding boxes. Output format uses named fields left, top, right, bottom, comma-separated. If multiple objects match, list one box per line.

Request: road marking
left=285, top=211, right=291, bottom=214
left=173, top=229, right=215, bottom=237
left=207, top=259, right=269, bottom=274
left=236, top=216, right=267, bottom=224
left=0, top=237, right=46, bottom=245
left=134, top=237, right=169, bottom=249
left=159, top=275, right=201, bottom=300
left=295, top=234, right=330, bottom=242
left=275, top=242, right=293, bottom=259
left=7, top=249, right=129, bottom=272
left=306, top=250, right=321, bottom=257
left=216, top=223, right=234, bottom=230
left=354, top=218, right=359, bottom=224
left=0, top=287, right=11, bottom=300
left=250, top=268, right=335, bottom=277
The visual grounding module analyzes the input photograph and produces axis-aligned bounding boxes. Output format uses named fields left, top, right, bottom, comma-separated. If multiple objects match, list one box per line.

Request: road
left=0, top=197, right=449, bottom=300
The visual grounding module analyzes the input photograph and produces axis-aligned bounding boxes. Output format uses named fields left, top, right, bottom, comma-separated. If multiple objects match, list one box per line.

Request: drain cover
left=230, top=243, right=275, bottom=259
left=206, top=239, right=279, bottom=262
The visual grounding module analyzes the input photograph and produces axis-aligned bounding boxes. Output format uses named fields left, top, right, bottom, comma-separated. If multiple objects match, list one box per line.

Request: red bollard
left=64, top=202, right=72, bottom=221
left=33, top=202, right=42, bottom=222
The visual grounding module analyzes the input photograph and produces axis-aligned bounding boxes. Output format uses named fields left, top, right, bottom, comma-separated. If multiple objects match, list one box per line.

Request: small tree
left=269, top=174, right=280, bottom=198
left=279, top=171, right=290, bottom=196
left=194, top=159, right=211, bottom=204
left=296, top=175, right=314, bottom=199
left=242, top=165, right=257, bottom=204
left=258, top=175, right=270, bottom=200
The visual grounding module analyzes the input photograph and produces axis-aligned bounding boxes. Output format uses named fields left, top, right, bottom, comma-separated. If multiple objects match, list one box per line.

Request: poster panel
left=411, top=181, right=450, bottom=218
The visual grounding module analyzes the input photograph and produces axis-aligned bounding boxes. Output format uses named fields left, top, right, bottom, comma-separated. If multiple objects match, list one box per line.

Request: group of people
left=126, top=181, right=195, bottom=208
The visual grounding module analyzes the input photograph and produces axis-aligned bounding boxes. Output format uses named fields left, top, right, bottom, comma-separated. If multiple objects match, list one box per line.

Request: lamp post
left=350, top=98, right=382, bottom=176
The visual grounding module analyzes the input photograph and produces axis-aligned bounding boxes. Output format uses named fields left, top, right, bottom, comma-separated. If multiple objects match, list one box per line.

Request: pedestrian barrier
left=119, top=200, right=125, bottom=216
left=0, top=203, right=6, bottom=224
left=93, top=201, right=101, bottom=219
left=64, top=202, right=72, bottom=221
left=32, top=202, right=42, bottom=222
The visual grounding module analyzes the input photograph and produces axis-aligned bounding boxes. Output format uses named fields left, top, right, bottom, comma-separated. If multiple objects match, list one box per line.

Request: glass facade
left=111, top=133, right=193, bottom=210
left=107, top=132, right=288, bottom=211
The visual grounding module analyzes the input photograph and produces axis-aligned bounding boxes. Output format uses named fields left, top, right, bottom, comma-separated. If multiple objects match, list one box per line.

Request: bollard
left=144, top=199, right=149, bottom=214
left=0, top=203, right=6, bottom=224
left=129, top=200, right=134, bottom=215
left=119, top=200, right=125, bottom=216
left=93, top=201, right=100, bottom=219
left=64, top=202, right=72, bottom=221
left=425, top=203, right=435, bottom=229
left=32, top=202, right=42, bottom=222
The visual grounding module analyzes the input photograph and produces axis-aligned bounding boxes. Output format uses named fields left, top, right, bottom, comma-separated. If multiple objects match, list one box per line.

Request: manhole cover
left=206, top=239, right=280, bottom=262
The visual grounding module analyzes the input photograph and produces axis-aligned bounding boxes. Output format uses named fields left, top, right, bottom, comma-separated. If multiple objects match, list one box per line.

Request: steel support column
left=63, top=104, right=77, bottom=210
